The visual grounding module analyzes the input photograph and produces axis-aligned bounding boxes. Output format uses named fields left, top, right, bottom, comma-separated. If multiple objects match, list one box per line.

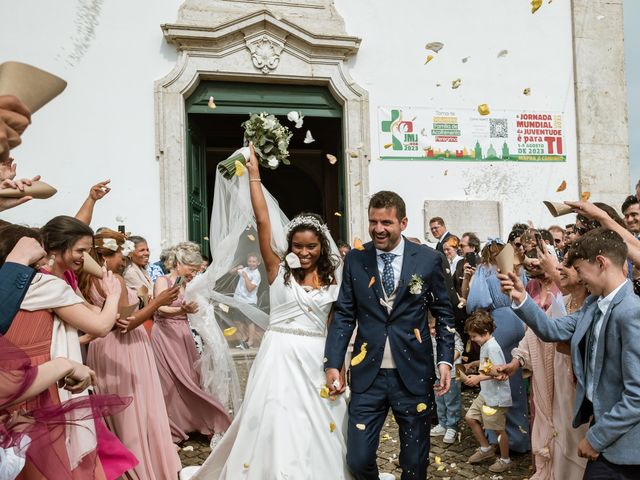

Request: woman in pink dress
left=151, top=242, right=231, bottom=443
left=78, top=229, right=183, bottom=480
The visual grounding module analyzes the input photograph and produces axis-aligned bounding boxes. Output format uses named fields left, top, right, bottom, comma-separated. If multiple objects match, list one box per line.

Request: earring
left=47, top=255, right=55, bottom=267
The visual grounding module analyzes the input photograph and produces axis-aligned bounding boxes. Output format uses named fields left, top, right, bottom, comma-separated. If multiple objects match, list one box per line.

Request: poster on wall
left=378, top=107, right=566, bottom=162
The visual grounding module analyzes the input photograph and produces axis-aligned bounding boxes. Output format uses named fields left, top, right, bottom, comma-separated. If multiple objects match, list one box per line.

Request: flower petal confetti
left=207, top=96, right=216, bottom=109
left=437, top=465, right=445, bottom=471
left=384, top=143, right=393, bottom=149
left=304, top=130, right=315, bottom=144
left=425, top=42, right=444, bottom=53
left=353, top=238, right=365, bottom=251
left=356, top=423, right=366, bottom=430
left=334, top=212, right=342, bottom=217
left=465, top=340, right=472, bottom=353
left=497, top=49, right=509, bottom=58
left=556, top=180, right=567, bottom=192
left=417, top=403, right=427, bottom=413
left=532, top=0, right=542, bottom=14
left=285, top=252, right=302, bottom=269
left=414, top=328, right=422, bottom=343
left=247, top=234, right=255, bottom=241
left=287, top=111, right=304, bottom=128
left=424, top=55, right=434, bottom=64
left=580, top=191, right=591, bottom=201
left=243, top=463, right=249, bottom=470
left=182, top=445, right=194, bottom=451
left=368, top=276, right=376, bottom=288
left=462, top=56, right=471, bottom=63
left=523, top=88, right=531, bottom=96
left=234, top=160, right=245, bottom=177
left=519, top=425, right=528, bottom=434
left=320, top=386, right=330, bottom=399
left=218, top=303, right=230, bottom=313
left=223, top=327, right=237, bottom=337
left=326, top=154, right=337, bottom=164
left=381, top=434, right=391, bottom=441
left=346, top=149, right=359, bottom=158
left=478, top=104, right=490, bottom=116
left=434, top=455, right=442, bottom=465
left=451, top=78, right=462, bottom=89
left=482, top=405, right=498, bottom=416
left=330, top=422, right=336, bottom=432
left=481, top=357, right=494, bottom=375
left=444, top=169, right=448, bottom=176
left=351, top=343, right=368, bottom=366
left=445, top=326, right=457, bottom=333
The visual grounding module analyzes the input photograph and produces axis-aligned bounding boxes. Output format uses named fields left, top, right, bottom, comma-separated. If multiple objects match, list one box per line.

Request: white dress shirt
left=376, top=238, right=405, bottom=368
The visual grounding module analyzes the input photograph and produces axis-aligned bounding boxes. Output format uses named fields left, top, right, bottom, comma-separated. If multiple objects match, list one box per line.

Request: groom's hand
left=435, top=364, right=451, bottom=396
left=326, top=368, right=344, bottom=395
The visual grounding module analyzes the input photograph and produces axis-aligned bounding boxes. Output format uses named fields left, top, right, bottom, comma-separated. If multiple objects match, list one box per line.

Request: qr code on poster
left=490, top=118, right=508, bottom=138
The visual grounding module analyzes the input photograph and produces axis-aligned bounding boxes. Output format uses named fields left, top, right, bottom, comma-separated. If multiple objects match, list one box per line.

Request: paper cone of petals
left=0, top=62, right=66, bottom=112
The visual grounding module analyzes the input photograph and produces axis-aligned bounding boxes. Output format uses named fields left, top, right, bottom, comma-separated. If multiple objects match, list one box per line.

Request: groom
left=325, top=191, right=455, bottom=480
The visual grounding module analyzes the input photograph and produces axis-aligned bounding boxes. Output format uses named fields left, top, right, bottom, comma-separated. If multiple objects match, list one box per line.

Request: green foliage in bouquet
left=218, top=113, right=293, bottom=179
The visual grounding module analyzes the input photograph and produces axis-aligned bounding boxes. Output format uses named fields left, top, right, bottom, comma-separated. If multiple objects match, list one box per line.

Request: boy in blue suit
left=500, top=228, right=640, bottom=479
left=325, top=191, right=455, bottom=480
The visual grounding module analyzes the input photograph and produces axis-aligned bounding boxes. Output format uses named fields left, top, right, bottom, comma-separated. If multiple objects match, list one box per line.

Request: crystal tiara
left=286, top=215, right=330, bottom=237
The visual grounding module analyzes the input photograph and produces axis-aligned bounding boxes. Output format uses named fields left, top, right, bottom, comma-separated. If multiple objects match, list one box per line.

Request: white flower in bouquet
left=217, top=112, right=293, bottom=180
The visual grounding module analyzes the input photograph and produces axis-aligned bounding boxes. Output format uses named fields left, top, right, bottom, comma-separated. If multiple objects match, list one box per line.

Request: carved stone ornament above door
left=155, top=1, right=371, bottom=247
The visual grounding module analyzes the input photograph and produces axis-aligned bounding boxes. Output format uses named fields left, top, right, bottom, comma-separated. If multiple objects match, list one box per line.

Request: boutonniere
left=408, top=274, right=423, bottom=295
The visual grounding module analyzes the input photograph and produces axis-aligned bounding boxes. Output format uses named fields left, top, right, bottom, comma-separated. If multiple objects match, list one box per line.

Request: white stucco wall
left=0, top=0, right=579, bottom=256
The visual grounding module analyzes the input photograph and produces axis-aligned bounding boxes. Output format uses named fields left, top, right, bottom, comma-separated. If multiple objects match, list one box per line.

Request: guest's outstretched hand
left=495, top=359, right=520, bottom=380
left=89, top=179, right=111, bottom=201
left=497, top=271, right=526, bottom=305
left=565, top=200, right=606, bottom=223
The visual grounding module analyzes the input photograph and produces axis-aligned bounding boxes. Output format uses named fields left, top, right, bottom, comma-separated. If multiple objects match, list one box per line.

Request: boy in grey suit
left=499, top=228, right=640, bottom=479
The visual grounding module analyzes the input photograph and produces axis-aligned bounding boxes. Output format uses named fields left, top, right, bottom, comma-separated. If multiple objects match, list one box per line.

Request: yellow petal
left=326, top=154, right=338, bottom=164
left=434, top=455, right=442, bottom=465
left=356, top=423, right=366, bottom=430
left=353, top=238, right=365, bottom=251
left=480, top=357, right=494, bottom=375
left=320, top=386, right=330, bottom=399
left=416, top=403, right=427, bottom=413
left=477, top=104, right=490, bottom=116
left=581, top=191, right=591, bottom=201
left=465, top=340, right=472, bottom=353
left=482, top=405, right=498, bottom=416
left=351, top=343, right=368, bottom=366
left=354, top=181, right=362, bottom=187
left=425, top=42, right=444, bottom=53
left=330, top=422, right=336, bottom=432
left=414, top=328, right=422, bottom=344
left=556, top=180, right=567, bottom=192
left=523, top=88, right=531, bottom=96
left=347, top=149, right=359, bottom=158
left=208, top=96, right=216, bottom=109
left=247, top=234, right=255, bottom=241
left=223, top=327, right=237, bottom=337
left=218, top=303, right=230, bottom=313
left=452, top=78, right=462, bottom=89
left=368, top=276, right=376, bottom=288
left=381, top=434, right=391, bottom=441
left=235, top=160, right=245, bottom=177
left=437, top=465, right=445, bottom=471
left=531, top=0, right=542, bottom=14
left=384, top=143, right=393, bottom=149
left=519, top=425, right=528, bottom=434
left=334, top=212, right=342, bottom=217
left=424, top=54, right=434, bottom=64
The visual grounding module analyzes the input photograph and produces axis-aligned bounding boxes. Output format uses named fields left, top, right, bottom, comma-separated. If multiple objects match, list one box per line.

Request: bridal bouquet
left=218, top=113, right=293, bottom=179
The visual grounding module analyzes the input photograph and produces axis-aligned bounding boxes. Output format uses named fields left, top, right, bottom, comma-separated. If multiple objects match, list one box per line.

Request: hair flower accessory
left=121, top=240, right=135, bottom=257
left=485, top=237, right=505, bottom=247
left=408, top=274, right=424, bottom=295
left=101, top=238, right=119, bottom=251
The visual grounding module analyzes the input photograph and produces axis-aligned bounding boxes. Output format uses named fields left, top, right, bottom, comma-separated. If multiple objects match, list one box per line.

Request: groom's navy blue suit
left=325, top=238, right=455, bottom=480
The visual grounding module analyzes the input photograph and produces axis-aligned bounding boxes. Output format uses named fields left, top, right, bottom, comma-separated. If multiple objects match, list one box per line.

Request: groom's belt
left=267, top=325, right=326, bottom=338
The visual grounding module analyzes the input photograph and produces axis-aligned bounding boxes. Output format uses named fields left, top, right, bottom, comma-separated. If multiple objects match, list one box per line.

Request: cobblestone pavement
left=179, top=386, right=533, bottom=479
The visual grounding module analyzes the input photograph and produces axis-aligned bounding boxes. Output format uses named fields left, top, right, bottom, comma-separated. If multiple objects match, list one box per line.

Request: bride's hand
left=246, top=142, right=260, bottom=179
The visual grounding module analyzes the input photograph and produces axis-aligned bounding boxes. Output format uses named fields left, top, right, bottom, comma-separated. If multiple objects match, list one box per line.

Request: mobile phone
left=465, top=252, right=477, bottom=267
left=174, top=276, right=184, bottom=287
left=117, top=225, right=126, bottom=234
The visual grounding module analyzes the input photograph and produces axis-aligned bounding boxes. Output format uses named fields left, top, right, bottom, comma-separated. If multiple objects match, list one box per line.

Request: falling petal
left=519, top=425, right=528, bottom=434
left=218, top=303, right=230, bottom=313
left=356, top=423, right=366, bottom=430
left=462, top=56, right=471, bottom=63
left=223, top=327, right=237, bottom=337
left=461, top=356, right=469, bottom=362
left=207, top=96, right=216, bottom=109
left=465, top=340, right=471, bottom=352
left=285, top=252, right=302, bottom=268
left=481, top=357, right=494, bottom=374
left=334, top=212, right=342, bottom=217
left=482, top=405, right=498, bottom=416
left=323, top=357, right=328, bottom=363
left=416, top=403, right=427, bottom=413
left=497, top=49, right=509, bottom=58
left=353, top=238, right=365, bottom=251
left=596, top=14, right=605, bottom=20
left=235, top=160, right=245, bottom=177
left=381, top=434, right=391, bottom=441
left=354, top=181, right=362, bottom=187
left=437, top=465, right=445, bottom=471
left=203, top=236, right=209, bottom=241
left=346, top=149, right=359, bottom=158
left=425, top=54, right=434, bottom=64
left=523, top=88, right=531, bottom=96
left=243, top=463, right=249, bottom=470
left=435, top=83, right=441, bottom=87
left=384, top=143, right=393, bottom=149
left=182, top=445, right=194, bottom=451
left=368, top=276, right=376, bottom=288
left=425, top=42, right=444, bottom=53
left=304, top=130, right=315, bottom=144
left=435, top=455, right=442, bottom=465
left=556, top=180, right=567, bottom=192
left=329, top=422, right=336, bottom=432
left=326, top=154, right=338, bottom=164
left=581, top=191, right=591, bottom=201
left=414, top=328, right=423, bottom=343
left=247, top=234, right=255, bottom=241
left=477, top=104, right=491, bottom=116
left=532, top=0, right=542, bottom=13
left=319, top=386, right=330, bottom=399
left=287, top=110, right=302, bottom=125
left=351, top=343, right=368, bottom=366
left=451, top=78, right=462, bottom=89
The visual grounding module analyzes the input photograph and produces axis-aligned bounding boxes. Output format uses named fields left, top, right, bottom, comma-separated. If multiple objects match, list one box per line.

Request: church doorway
left=185, top=81, right=345, bottom=256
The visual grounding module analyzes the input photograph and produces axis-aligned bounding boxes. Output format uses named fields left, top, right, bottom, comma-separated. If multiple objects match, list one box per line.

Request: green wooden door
left=186, top=122, right=209, bottom=256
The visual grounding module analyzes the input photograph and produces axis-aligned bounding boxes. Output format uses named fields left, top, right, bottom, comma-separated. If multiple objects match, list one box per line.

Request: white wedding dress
left=190, top=267, right=352, bottom=480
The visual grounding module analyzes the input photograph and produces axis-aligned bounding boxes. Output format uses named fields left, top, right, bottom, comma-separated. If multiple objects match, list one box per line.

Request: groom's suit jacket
left=325, top=238, right=455, bottom=396
left=513, top=281, right=640, bottom=465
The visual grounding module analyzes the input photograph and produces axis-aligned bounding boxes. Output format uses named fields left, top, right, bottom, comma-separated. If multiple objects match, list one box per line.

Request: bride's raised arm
left=246, top=143, right=281, bottom=284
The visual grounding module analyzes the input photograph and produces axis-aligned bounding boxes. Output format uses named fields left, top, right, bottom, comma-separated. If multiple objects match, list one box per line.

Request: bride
left=186, top=144, right=351, bottom=479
